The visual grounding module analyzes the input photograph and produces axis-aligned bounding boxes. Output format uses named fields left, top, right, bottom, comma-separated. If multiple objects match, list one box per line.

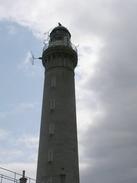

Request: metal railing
left=0, top=167, right=35, bottom=183
left=43, top=40, right=77, bottom=53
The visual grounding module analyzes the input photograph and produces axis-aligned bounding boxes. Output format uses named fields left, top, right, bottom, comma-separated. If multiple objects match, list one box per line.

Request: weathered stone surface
left=36, top=25, right=79, bottom=183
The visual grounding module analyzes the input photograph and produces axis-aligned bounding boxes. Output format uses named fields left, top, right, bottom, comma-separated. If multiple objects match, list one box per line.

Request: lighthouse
left=36, top=24, right=79, bottom=183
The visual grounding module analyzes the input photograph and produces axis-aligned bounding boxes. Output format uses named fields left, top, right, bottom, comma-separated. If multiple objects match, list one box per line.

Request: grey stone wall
left=36, top=37, right=79, bottom=183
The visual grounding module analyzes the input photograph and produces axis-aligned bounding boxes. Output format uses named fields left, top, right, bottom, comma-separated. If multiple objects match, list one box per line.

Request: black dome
left=50, top=25, right=71, bottom=38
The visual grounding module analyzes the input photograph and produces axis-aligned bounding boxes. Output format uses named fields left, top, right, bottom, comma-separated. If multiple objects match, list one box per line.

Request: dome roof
left=50, top=24, right=71, bottom=38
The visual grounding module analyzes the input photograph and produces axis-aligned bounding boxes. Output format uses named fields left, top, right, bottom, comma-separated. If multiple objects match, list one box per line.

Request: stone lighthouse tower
left=36, top=24, right=79, bottom=183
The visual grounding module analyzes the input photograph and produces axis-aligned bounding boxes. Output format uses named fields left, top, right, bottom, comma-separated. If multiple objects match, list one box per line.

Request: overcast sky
left=0, top=0, right=137, bottom=183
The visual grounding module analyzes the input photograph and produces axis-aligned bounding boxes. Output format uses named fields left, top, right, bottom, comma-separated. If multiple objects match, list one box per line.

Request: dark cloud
left=76, top=1, right=137, bottom=183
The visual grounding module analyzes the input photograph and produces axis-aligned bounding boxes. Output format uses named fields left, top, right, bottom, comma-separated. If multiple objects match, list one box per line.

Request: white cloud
left=0, top=0, right=65, bottom=34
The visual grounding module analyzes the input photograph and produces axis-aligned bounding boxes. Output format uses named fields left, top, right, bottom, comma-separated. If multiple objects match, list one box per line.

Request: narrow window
left=49, top=123, right=55, bottom=136
left=48, top=150, right=53, bottom=162
left=64, top=36, right=68, bottom=46
left=60, top=174, right=66, bottom=183
left=50, top=99, right=55, bottom=110
left=51, top=76, right=56, bottom=88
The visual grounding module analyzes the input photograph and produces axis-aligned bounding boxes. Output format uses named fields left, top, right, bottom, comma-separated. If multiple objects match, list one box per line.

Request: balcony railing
left=43, top=40, right=77, bottom=53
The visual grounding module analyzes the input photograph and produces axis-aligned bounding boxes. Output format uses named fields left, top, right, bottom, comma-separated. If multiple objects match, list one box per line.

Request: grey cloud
left=74, top=1, right=137, bottom=183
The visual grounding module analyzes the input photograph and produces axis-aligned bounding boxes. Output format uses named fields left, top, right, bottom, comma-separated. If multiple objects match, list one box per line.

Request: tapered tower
left=36, top=24, right=79, bottom=183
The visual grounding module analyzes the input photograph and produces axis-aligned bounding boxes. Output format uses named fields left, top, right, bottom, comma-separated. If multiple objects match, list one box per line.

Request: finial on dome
left=58, top=22, right=62, bottom=26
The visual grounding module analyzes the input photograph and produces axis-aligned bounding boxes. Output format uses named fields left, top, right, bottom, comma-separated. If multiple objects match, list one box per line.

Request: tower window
left=60, top=174, right=66, bottom=183
left=49, top=123, right=55, bottom=135
left=48, top=150, right=53, bottom=162
left=51, top=76, right=56, bottom=88
left=64, top=36, right=68, bottom=46
left=50, top=99, right=55, bottom=110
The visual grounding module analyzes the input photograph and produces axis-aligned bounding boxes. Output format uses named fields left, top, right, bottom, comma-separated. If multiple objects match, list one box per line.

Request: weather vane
left=29, top=51, right=42, bottom=65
